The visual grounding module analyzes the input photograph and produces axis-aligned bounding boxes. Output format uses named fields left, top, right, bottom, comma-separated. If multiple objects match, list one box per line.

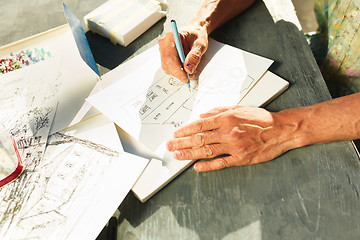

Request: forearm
left=190, top=0, right=256, bottom=34
left=273, top=93, right=360, bottom=150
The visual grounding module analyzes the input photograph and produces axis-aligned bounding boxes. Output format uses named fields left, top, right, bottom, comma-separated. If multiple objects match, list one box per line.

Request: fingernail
left=186, top=64, right=194, bottom=74
left=173, top=131, right=180, bottom=138
left=167, top=142, right=173, bottom=151
left=173, top=150, right=182, bottom=159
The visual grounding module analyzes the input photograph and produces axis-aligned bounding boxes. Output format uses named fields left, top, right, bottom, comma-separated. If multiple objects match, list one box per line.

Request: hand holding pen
left=158, top=20, right=209, bottom=86
left=170, top=20, right=191, bottom=89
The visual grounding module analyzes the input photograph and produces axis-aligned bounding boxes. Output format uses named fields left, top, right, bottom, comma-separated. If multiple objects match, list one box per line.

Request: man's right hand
left=158, top=25, right=209, bottom=83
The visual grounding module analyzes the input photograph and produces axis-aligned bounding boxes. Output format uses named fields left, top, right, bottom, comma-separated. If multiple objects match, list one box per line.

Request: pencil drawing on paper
left=1, top=106, right=56, bottom=167
left=0, top=48, right=109, bottom=238
left=131, top=73, right=197, bottom=128
left=122, top=68, right=255, bottom=130
left=0, top=129, right=122, bottom=240
left=0, top=61, right=62, bottom=116
left=0, top=105, right=56, bottom=238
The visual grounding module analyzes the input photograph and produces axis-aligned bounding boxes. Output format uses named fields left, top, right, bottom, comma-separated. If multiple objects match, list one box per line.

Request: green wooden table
left=2, top=0, right=360, bottom=239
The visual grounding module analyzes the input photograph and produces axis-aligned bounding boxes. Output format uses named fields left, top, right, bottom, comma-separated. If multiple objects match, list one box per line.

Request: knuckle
left=189, top=50, right=202, bottom=63
left=217, top=157, right=229, bottom=169
left=165, top=31, right=173, bottom=39
left=199, top=44, right=206, bottom=53
left=195, top=119, right=206, bottom=132
left=183, top=149, right=195, bottom=160
left=203, top=145, right=214, bottom=157
left=158, top=32, right=174, bottom=49
left=213, top=106, right=225, bottom=113
left=226, top=112, right=238, bottom=123
left=194, top=133, right=205, bottom=147
left=171, top=140, right=180, bottom=150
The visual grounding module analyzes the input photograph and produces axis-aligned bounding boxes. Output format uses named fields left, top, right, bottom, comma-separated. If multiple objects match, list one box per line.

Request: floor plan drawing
left=136, top=73, right=257, bottom=128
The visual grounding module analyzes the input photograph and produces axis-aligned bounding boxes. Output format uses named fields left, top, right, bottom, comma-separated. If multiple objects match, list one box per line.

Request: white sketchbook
left=86, top=39, right=288, bottom=202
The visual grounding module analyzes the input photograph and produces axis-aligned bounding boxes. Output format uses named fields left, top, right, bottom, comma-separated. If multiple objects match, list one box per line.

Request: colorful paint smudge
left=0, top=48, right=51, bottom=74
left=313, top=0, right=360, bottom=96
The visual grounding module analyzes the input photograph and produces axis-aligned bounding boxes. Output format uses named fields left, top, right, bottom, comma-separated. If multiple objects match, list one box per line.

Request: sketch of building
left=0, top=129, right=123, bottom=240
left=0, top=105, right=57, bottom=239
left=0, top=25, right=140, bottom=239
left=0, top=48, right=98, bottom=239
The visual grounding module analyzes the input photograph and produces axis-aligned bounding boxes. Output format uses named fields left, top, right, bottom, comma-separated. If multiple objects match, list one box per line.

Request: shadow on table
left=86, top=17, right=165, bottom=74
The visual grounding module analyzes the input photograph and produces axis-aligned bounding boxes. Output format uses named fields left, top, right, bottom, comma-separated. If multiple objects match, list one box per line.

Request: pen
left=170, top=20, right=191, bottom=90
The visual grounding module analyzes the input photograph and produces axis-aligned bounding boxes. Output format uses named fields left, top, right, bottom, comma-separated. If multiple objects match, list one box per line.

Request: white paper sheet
left=0, top=114, right=149, bottom=240
left=0, top=25, right=99, bottom=134
left=86, top=39, right=273, bottom=201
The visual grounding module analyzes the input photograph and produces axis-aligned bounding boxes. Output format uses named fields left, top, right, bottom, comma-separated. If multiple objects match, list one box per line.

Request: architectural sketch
left=0, top=131, right=121, bottom=240
left=0, top=41, right=92, bottom=239
left=0, top=43, right=62, bottom=238
left=0, top=105, right=56, bottom=239
left=0, top=108, right=148, bottom=240
left=0, top=117, right=149, bottom=240
left=0, top=25, right=145, bottom=239
left=0, top=129, right=115, bottom=239
left=0, top=54, right=62, bottom=173
left=0, top=51, right=147, bottom=237
left=0, top=24, right=99, bottom=134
